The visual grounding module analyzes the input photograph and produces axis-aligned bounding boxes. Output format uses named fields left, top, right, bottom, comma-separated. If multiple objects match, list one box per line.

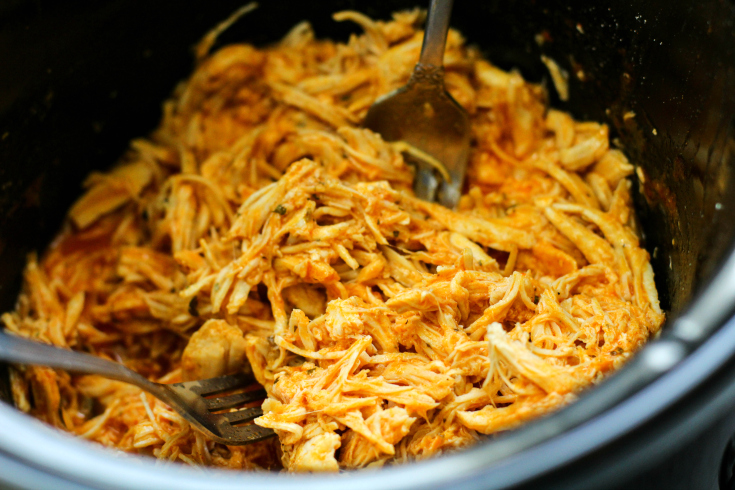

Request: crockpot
left=0, top=0, right=734, bottom=489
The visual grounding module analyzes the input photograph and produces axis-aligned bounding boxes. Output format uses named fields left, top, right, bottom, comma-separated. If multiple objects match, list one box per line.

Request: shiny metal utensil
left=0, top=331, right=275, bottom=445
left=364, top=0, right=470, bottom=208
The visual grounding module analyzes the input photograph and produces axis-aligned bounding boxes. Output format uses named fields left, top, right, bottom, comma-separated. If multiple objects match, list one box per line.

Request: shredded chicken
left=3, top=7, right=663, bottom=472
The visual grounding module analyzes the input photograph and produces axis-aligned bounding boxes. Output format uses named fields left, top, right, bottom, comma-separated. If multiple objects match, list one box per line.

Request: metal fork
left=0, top=331, right=275, bottom=445
left=364, top=0, right=470, bottom=208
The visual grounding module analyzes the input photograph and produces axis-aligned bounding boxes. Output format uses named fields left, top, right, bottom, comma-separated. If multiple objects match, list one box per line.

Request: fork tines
left=172, top=372, right=276, bottom=444
left=230, top=424, right=277, bottom=443
left=205, top=388, right=267, bottom=411
left=223, top=407, right=263, bottom=424
left=177, top=372, right=256, bottom=396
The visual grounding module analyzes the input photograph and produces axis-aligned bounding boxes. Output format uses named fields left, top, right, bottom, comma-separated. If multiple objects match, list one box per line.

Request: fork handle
left=419, top=0, right=454, bottom=68
left=0, top=331, right=155, bottom=391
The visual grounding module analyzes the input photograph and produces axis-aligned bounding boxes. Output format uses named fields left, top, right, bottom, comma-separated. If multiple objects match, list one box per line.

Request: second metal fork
left=0, top=331, right=275, bottom=445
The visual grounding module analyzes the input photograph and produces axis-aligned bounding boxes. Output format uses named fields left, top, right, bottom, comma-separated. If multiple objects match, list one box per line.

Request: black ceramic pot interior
left=0, top=0, right=733, bottom=428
